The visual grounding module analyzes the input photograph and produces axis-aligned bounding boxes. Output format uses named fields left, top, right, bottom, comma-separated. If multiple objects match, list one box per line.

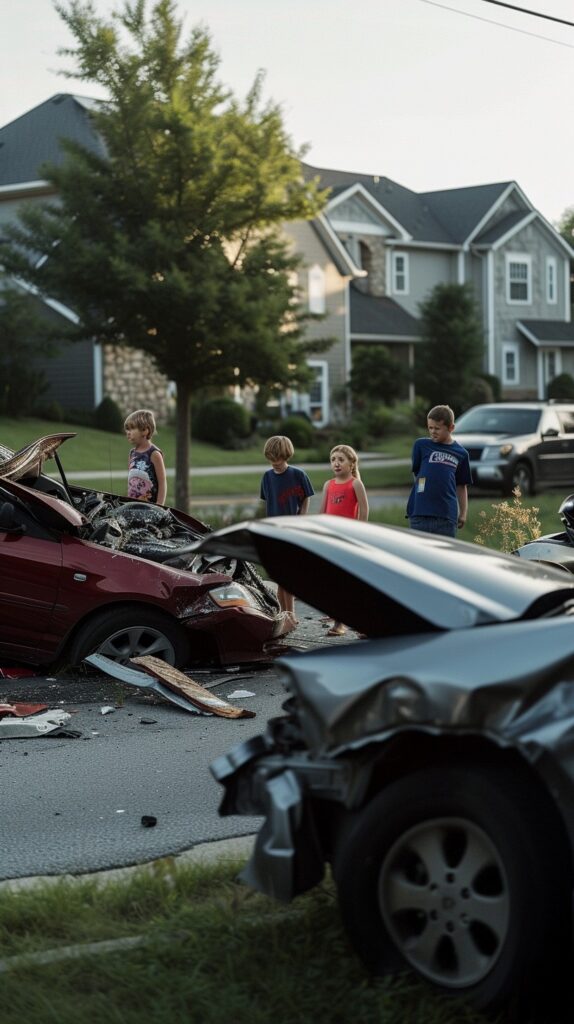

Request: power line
left=479, top=0, right=574, bottom=29
left=419, top=0, right=574, bottom=48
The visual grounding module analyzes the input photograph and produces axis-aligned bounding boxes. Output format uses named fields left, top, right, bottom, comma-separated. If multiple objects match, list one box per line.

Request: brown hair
left=263, top=435, right=295, bottom=461
left=330, top=444, right=361, bottom=479
left=124, top=409, right=157, bottom=439
left=428, top=405, right=455, bottom=427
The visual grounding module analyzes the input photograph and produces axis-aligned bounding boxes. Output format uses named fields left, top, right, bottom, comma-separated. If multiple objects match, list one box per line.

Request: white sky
left=2, top=0, right=574, bottom=225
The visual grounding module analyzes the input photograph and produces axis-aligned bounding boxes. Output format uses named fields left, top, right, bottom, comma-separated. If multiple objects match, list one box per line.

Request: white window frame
left=392, top=251, right=409, bottom=295
left=546, top=256, right=557, bottom=304
left=505, top=252, right=531, bottom=305
left=308, top=264, right=326, bottom=315
left=307, top=360, right=329, bottom=427
left=502, top=342, right=520, bottom=385
left=544, top=347, right=562, bottom=383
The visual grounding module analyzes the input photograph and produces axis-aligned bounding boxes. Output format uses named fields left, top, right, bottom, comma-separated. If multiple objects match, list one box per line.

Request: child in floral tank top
left=319, top=444, right=369, bottom=636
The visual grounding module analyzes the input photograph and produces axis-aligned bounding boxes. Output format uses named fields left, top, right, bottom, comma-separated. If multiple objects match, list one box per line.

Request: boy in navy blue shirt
left=407, top=405, right=472, bottom=538
left=260, top=435, right=314, bottom=625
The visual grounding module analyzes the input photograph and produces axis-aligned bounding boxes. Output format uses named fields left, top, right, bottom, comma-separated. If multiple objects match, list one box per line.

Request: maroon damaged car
left=0, top=434, right=281, bottom=669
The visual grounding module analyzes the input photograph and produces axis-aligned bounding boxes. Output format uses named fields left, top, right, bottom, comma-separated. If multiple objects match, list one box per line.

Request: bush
left=277, top=414, right=314, bottom=449
left=33, top=399, right=65, bottom=422
left=480, top=373, right=502, bottom=402
left=93, top=396, right=124, bottom=433
left=365, top=405, right=395, bottom=438
left=466, top=377, right=494, bottom=409
left=547, top=373, right=574, bottom=400
left=193, top=398, right=252, bottom=447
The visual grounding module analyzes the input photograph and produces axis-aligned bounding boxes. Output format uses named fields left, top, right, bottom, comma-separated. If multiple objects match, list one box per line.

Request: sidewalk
left=54, top=454, right=410, bottom=481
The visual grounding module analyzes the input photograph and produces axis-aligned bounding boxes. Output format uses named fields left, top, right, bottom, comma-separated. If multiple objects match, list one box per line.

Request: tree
left=415, top=282, right=485, bottom=415
left=0, top=0, right=328, bottom=509
left=0, top=287, right=58, bottom=417
left=348, top=345, right=407, bottom=407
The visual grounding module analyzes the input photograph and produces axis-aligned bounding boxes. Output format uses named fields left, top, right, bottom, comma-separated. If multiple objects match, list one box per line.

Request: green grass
left=0, top=858, right=491, bottom=1024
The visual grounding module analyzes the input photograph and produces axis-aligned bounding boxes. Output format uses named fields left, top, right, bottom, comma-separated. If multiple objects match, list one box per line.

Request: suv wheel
left=507, top=461, right=534, bottom=496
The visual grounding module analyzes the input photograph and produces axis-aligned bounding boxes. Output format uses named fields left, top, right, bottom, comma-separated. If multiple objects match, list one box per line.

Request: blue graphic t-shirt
left=260, top=465, right=314, bottom=516
left=406, top=438, right=472, bottom=524
left=127, top=444, right=161, bottom=503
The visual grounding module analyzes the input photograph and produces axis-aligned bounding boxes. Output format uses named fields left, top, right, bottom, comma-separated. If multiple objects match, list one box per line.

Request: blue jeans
left=409, top=516, right=457, bottom=538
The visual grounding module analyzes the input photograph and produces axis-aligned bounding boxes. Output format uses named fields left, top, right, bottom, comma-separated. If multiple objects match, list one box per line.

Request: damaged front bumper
left=211, top=734, right=349, bottom=902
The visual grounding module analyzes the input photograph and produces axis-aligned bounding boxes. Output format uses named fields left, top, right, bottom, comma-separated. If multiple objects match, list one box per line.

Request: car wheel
left=508, top=461, right=535, bottom=496
left=332, top=764, right=570, bottom=1013
left=68, top=605, right=190, bottom=667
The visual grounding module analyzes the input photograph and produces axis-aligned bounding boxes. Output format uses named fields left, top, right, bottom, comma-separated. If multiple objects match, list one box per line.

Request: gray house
left=1, top=94, right=573, bottom=424
left=281, top=163, right=574, bottom=425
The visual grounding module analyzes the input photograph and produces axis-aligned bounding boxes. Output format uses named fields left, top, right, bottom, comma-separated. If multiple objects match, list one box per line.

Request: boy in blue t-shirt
left=260, top=434, right=314, bottom=626
left=406, top=404, right=472, bottom=538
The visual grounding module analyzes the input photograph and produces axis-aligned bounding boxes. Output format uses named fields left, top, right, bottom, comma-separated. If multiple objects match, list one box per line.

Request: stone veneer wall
left=102, top=344, right=171, bottom=424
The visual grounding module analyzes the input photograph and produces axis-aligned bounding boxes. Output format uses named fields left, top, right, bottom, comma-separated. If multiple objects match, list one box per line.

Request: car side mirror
left=541, top=428, right=559, bottom=439
left=0, top=502, right=26, bottom=534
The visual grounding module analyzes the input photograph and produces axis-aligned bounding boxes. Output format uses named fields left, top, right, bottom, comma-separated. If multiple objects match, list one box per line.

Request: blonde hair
left=330, top=444, right=360, bottom=479
left=124, top=409, right=157, bottom=439
left=264, top=435, right=295, bottom=462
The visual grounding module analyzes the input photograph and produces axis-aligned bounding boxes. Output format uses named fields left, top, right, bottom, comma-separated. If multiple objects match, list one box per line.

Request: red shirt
left=324, top=477, right=359, bottom=518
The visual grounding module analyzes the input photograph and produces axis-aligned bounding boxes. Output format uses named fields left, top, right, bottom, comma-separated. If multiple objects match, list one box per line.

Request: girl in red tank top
left=319, top=445, right=369, bottom=636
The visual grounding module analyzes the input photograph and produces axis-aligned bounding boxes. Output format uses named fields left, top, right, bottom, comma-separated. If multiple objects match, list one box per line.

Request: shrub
left=466, top=377, right=494, bottom=409
left=93, top=396, right=124, bottom=433
left=278, top=414, right=314, bottom=449
left=193, top=398, right=252, bottom=447
left=33, top=399, right=65, bottom=423
left=474, top=488, right=541, bottom=552
left=480, top=373, right=502, bottom=402
left=365, top=405, right=395, bottom=438
left=547, top=373, right=574, bottom=400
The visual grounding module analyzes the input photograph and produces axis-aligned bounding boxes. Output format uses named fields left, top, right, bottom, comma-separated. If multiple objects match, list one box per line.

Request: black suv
left=455, top=401, right=574, bottom=495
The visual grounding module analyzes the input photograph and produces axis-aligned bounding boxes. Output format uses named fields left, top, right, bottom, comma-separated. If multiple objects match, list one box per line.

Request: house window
left=502, top=343, right=520, bottom=385
left=506, top=254, right=531, bottom=304
left=283, top=361, right=329, bottom=427
left=392, top=252, right=409, bottom=294
left=308, top=264, right=326, bottom=314
left=546, top=257, right=557, bottom=304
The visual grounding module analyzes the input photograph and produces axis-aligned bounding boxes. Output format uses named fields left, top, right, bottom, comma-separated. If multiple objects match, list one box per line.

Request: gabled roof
left=472, top=210, right=534, bottom=247
left=350, top=283, right=421, bottom=339
left=302, top=162, right=454, bottom=244
left=420, top=182, right=514, bottom=244
left=0, top=94, right=105, bottom=188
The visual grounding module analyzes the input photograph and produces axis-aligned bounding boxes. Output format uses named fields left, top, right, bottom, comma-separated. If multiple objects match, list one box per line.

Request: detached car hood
left=192, top=516, right=574, bottom=635
left=0, top=433, right=76, bottom=482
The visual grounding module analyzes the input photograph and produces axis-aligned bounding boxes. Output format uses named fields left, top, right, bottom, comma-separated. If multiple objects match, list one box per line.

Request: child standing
left=260, top=435, right=314, bottom=626
left=125, top=408, right=167, bottom=506
left=319, top=444, right=369, bottom=636
left=406, top=404, right=472, bottom=538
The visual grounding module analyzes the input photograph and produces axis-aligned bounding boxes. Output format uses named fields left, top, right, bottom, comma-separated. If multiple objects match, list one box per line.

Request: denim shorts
left=409, top=516, right=457, bottom=538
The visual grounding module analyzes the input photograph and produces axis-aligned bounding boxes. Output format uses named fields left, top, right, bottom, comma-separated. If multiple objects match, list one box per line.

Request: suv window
left=456, top=407, right=542, bottom=435
left=556, top=411, right=574, bottom=434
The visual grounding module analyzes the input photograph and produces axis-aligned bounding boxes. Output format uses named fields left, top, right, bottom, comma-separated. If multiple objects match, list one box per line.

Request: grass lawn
left=0, top=858, right=490, bottom=1024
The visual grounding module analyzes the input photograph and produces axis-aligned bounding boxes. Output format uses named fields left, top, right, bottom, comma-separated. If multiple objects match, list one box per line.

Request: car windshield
left=455, top=407, right=541, bottom=435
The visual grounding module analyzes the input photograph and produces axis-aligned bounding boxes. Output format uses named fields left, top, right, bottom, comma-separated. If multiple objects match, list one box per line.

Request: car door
left=538, top=409, right=574, bottom=485
left=0, top=493, right=64, bottom=661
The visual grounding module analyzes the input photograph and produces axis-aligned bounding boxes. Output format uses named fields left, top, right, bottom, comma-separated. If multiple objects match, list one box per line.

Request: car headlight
left=482, top=444, right=513, bottom=460
left=209, top=583, right=258, bottom=610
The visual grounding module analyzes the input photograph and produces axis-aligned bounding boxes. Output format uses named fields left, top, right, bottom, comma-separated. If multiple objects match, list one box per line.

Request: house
left=1, top=94, right=573, bottom=426
left=280, top=163, right=574, bottom=425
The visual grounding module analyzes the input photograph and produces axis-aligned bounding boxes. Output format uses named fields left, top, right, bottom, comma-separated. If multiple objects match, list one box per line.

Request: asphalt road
left=0, top=601, right=345, bottom=882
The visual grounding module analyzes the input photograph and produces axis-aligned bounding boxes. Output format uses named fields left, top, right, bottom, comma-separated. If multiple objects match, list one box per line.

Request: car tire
left=507, top=461, right=535, bottom=496
left=67, top=605, right=191, bottom=668
left=332, top=763, right=570, bottom=1014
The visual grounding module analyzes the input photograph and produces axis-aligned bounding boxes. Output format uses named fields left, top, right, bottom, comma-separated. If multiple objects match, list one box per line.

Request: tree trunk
left=175, top=378, right=192, bottom=512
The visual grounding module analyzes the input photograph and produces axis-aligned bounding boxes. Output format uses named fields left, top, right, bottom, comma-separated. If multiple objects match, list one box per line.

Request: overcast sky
left=2, top=0, right=573, bottom=225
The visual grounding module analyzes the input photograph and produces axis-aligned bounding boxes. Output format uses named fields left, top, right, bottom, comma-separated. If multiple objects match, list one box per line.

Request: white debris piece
left=0, top=710, right=71, bottom=738
left=226, top=689, right=256, bottom=699
left=100, top=706, right=115, bottom=715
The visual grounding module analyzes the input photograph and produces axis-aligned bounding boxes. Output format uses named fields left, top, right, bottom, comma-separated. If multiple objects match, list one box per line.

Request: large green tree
left=415, top=282, right=485, bottom=415
left=0, top=0, right=327, bottom=509
left=0, top=288, right=58, bottom=417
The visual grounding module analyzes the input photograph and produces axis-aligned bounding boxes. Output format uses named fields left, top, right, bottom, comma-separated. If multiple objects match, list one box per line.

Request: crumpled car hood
left=192, top=515, right=574, bottom=634
left=0, top=433, right=76, bottom=481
